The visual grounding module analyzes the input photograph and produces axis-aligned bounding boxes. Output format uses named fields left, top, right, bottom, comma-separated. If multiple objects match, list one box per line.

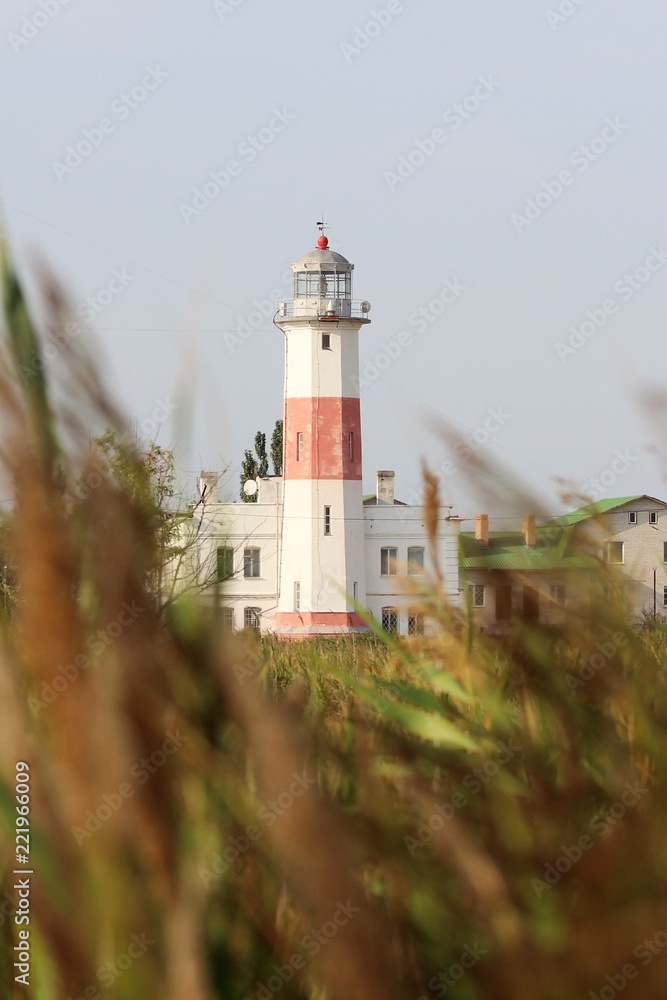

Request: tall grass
left=0, top=253, right=667, bottom=999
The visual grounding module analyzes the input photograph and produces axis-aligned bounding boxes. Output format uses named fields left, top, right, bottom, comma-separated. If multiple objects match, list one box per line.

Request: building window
left=348, top=431, right=354, bottom=462
left=380, top=547, right=398, bottom=576
left=216, top=546, right=234, bottom=581
left=664, top=542, right=667, bottom=563
left=663, top=586, right=667, bottom=609
left=244, top=547, right=260, bottom=578
left=221, top=607, right=235, bottom=632
left=605, top=541, right=624, bottom=564
left=523, top=587, right=539, bottom=622
left=244, top=606, right=261, bottom=630
left=321, top=333, right=331, bottom=350
left=469, top=584, right=485, bottom=607
left=296, top=432, right=303, bottom=462
left=628, top=511, right=637, bottom=524
left=353, top=581, right=358, bottom=601
left=650, top=511, right=659, bottom=525
left=324, top=506, right=331, bottom=535
left=407, top=546, right=425, bottom=575
left=550, top=584, right=566, bottom=605
left=496, top=585, right=512, bottom=623
left=294, top=581, right=301, bottom=612
left=408, top=613, right=424, bottom=636
left=381, top=607, right=399, bottom=635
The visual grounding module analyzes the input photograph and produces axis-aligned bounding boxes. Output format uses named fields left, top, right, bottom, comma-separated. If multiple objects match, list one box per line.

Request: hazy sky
left=2, top=0, right=667, bottom=524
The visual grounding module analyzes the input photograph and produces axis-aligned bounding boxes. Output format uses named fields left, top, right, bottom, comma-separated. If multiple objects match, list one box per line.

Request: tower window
left=348, top=431, right=354, bottom=462
left=296, top=432, right=303, bottom=462
left=324, top=506, right=331, bottom=535
left=294, top=581, right=301, bottom=612
left=244, top=548, right=261, bottom=578
left=381, top=547, right=398, bottom=576
left=321, top=333, right=331, bottom=350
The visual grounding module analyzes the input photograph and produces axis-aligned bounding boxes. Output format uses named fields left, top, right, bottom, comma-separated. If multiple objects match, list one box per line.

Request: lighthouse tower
left=274, top=228, right=371, bottom=636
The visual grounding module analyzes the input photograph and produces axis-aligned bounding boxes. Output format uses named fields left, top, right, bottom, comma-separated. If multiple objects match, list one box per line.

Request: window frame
left=244, top=606, right=261, bottom=630
left=380, top=546, right=398, bottom=576
left=650, top=511, right=659, bottom=525
left=294, top=581, right=301, bottom=612
left=221, top=607, right=235, bottom=632
left=469, top=584, right=485, bottom=608
left=605, top=541, right=624, bottom=564
left=243, top=547, right=261, bottom=578
left=408, top=613, right=424, bottom=636
left=381, top=607, right=399, bottom=635
left=296, top=431, right=303, bottom=462
left=628, top=511, right=638, bottom=524
left=321, top=333, right=331, bottom=350
left=324, top=505, right=331, bottom=536
left=407, top=546, right=425, bottom=576
left=216, top=546, right=234, bottom=582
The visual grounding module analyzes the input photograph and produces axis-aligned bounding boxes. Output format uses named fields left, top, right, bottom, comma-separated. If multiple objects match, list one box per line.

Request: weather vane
left=317, top=218, right=328, bottom=234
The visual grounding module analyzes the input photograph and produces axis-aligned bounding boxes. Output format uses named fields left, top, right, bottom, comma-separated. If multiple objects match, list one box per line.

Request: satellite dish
left=243, top=479, right=258, bottom=497
left=360, top=300, right=371, bottom=313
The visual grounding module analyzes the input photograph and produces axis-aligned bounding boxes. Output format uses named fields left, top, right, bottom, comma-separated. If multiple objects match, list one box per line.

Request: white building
left=193, top=230, right=461, bottom=636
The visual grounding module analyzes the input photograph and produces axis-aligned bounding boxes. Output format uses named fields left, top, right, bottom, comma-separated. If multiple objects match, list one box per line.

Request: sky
left=1, top=0, right=667, bottom=526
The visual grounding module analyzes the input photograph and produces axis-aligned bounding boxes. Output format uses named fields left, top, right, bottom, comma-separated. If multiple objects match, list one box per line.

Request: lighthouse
left=274, top=227, right=371, bottom=636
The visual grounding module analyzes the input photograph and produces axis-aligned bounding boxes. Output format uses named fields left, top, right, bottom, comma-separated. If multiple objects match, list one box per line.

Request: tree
left=270, top=419, right=283, bottom=476
left=240, top=429, right=271, bottom=501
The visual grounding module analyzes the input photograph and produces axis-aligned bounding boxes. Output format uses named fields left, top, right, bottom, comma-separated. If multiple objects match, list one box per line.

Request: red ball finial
left=317, top=233, right=329, bottom=250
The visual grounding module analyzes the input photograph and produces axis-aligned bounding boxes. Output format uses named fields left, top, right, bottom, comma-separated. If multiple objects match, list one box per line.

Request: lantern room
left=277, top=230, right=370, bottom=322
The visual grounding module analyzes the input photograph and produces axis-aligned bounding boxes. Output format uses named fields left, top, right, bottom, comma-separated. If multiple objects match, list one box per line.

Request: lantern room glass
left=294, top=271, right=351, bottom=299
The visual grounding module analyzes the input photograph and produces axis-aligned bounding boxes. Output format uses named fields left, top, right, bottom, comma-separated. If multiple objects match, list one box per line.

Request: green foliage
left=240, top=425, right=277, bottom=500
left=270, top=419, right=283, bottom=476
left=4, top=247, right=667, bottom=998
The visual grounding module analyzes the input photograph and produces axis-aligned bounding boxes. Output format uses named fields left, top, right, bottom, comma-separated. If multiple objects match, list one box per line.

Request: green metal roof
left=554, top=496, right=641, bottom=527
left=460, top=523, right=590, bottom=571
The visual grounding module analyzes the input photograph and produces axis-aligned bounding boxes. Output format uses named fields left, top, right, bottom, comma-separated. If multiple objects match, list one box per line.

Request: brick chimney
left=522, top=514, right=536, bottom=547
left=376, top=470, right=395, bottom=505
left=475, top=513, right=489, bottom=547
left=199, top=471, right=219, bottom=503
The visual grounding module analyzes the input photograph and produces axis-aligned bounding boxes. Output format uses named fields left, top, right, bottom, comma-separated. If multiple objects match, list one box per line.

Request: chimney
left=522, top=514, right=536, bottom=547
left=475, top=514, right=489, bottom=547
left=199, top=471, right=219, bottom=504
left=376, top=470, right=395, bottom=505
